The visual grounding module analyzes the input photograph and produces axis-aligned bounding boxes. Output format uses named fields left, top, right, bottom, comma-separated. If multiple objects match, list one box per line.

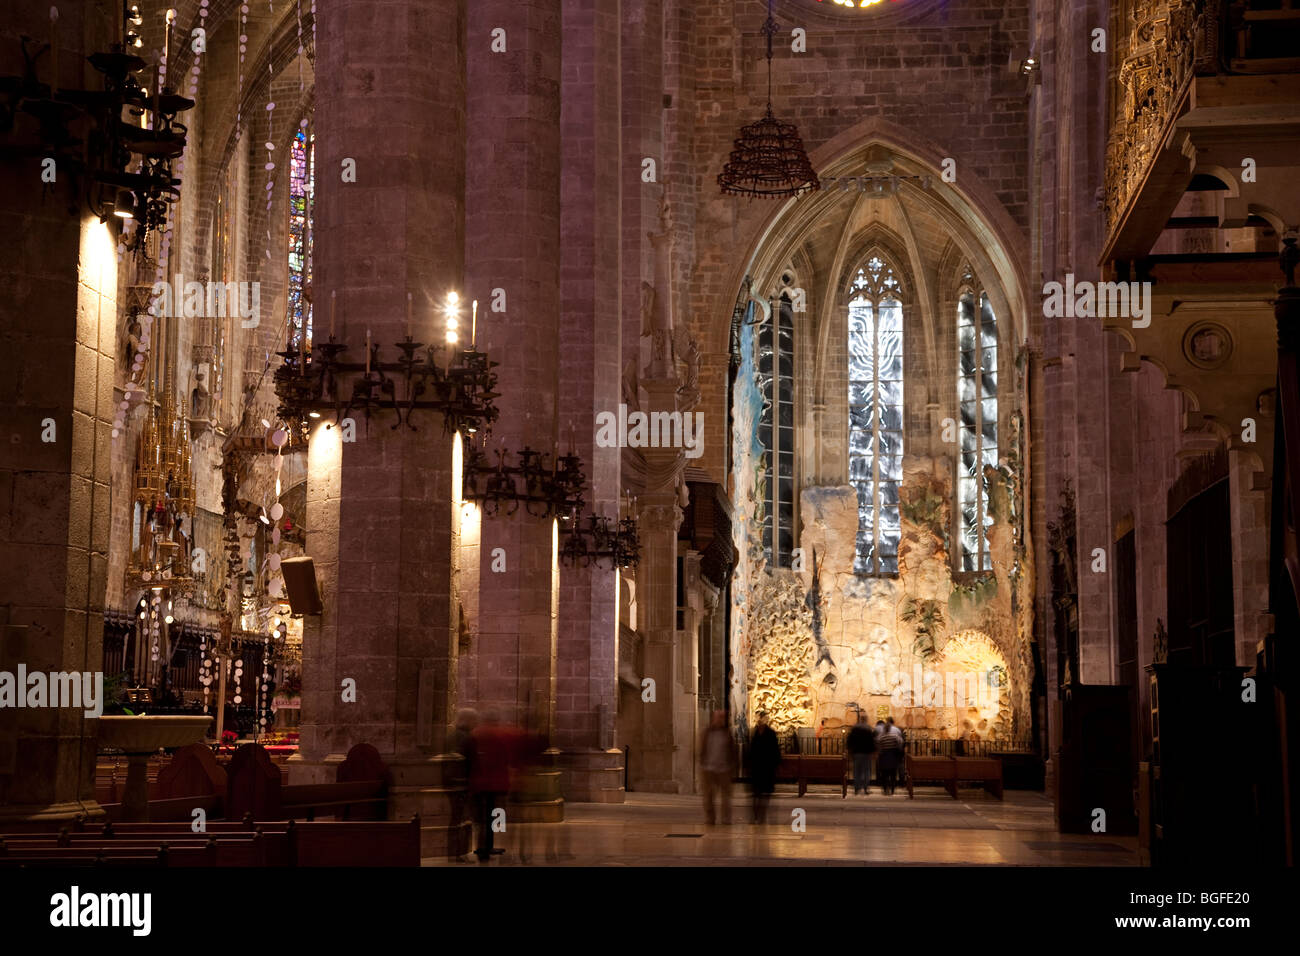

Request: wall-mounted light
left=112, top=188, right=135, bottom=219
left=1014, top=52, right=1042, bottom=87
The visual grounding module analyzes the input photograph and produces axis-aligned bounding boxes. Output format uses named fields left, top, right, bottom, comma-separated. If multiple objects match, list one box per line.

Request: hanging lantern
left=717, top=0, right=820, bottom=198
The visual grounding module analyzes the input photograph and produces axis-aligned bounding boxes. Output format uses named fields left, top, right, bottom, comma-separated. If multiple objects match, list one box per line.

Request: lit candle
left=471, top=299, right=478, bottom=349
left=49, top=7, right=58, bottom=98
left=365, top=328, right=371, bottom=374
left=330, top=291, right=336, bottom=338
left=161, top=9, right=175, bottom=97
left=406, top=292, right=413, bottom=339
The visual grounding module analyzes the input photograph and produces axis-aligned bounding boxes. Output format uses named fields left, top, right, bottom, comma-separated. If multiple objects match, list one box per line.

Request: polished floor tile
left=426, top=786, right=1140, bottom=867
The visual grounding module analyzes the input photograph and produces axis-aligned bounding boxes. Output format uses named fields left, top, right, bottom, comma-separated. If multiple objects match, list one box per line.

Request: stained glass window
left=758, top=293, right=795, bottom=567
left=288, top=124, right=315, bottom=351
left=848, top=255, right=903, bottom=575
left=957, top=267, right=997, bottom=572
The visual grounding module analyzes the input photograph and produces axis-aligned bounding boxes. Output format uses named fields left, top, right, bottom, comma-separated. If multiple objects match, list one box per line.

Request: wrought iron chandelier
left=273, top=291, right=500, bottom=438
left=0, top=4, right=193, bottom=247
left=717, top=0, right=819, bottom=198
left=463, top=440, right=586, bottom=519
left=560, top=509, right=641, bottom=570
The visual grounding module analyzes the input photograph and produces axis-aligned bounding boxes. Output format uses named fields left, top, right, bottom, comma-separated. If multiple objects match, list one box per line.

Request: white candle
left=406, top=292, right=413, bottom=339
left=49, top=7, right=58, bottom=98
left=330, top=291, right=336, bottom=338
left=471, top=299, right=478, bottom=349
left=365, top=328, right=371, bottom=374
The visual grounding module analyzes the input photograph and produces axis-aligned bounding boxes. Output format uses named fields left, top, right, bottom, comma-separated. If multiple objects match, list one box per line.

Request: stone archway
left=723, top=126, right=1036, bottom=745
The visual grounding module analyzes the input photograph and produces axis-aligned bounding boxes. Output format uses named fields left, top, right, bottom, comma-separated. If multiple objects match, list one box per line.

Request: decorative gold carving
left=1104, top=0, right=1213, bottom=234
left=127, top=389, right=196, bottom=590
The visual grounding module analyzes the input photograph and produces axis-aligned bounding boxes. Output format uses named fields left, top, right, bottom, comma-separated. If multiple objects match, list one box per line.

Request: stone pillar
left=634, top=493, right=685, bottom=792
left=633, top=217, right=693, bottom=793
left=0, top=0, right=114, bottom=824
left=553, top=0, right=625, bottom=803
left=462, top=0, right=564, bottom=821
left=290, top=0, right=468, bottom=858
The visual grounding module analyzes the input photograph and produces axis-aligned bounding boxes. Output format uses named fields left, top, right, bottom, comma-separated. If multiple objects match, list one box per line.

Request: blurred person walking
left=699, top=709, right=737, bottom=825
left=468, top=710, right=520, bottom=862
left=748, top=711, right=782, bottom=824
left=449, top=708, right=479, bottom=861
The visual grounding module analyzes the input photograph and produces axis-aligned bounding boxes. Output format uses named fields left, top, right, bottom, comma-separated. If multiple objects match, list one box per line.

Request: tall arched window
left=758, top=290, right=795, bottom=567
left=848, top=255, right=903, bottom=575
left=288, top=124, right=315, bottom=349
left=956, top=267, right=998, bottom=572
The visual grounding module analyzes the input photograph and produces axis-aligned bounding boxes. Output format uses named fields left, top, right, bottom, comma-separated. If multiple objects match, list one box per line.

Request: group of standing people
left=701, top=710, right=912, bottom=826
left=846, top=715, right=907, bottom=795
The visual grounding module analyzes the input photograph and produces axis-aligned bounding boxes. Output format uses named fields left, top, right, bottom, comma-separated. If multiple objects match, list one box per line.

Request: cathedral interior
left=0, top=0, right=1298, bottom=890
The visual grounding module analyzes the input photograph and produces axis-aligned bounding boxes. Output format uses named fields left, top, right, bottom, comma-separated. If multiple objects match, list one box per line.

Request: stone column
left=634, top=494, right=685, bottom=792
left=290, top=0, right=468, bottom=857
left=462, top=0, right=564, bottom=821
left=553, top=0, right=625, bottom=802
left=0, top=0, right=114, bottom=824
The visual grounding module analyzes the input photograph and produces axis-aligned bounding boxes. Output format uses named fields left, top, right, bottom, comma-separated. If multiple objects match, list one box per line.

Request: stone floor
left=425, top=786, right=1140, bottom=866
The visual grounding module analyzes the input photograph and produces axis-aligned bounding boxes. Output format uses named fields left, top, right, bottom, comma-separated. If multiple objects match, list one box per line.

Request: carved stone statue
left=191, top=372, right=212, bottom=420
left=124, top=317, right=142, bottom=367
left=644, top=194, right=675, bottom=380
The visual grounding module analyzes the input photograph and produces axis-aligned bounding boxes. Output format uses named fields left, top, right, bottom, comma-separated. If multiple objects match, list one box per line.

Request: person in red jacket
left=467, top=710, right=520, bottom=862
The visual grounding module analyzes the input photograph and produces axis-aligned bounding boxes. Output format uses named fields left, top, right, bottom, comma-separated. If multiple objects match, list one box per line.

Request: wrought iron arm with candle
left=273, top=331, right=500, bottom=438
left=0, top=4, right=194, bottom=246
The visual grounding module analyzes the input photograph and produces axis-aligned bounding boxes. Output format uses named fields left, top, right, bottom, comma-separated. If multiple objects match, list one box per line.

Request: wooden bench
left=0, top=830, right=291, bottom=866
left=280, top=780, right=387, bottom=821
left=289, top=818, right=420, bottom=866
left=775, top=753, right=850, bottom=797
left=905, top=755, right=1003, bottom=800
left=0, top=817, right=417, bottom=866
left=229, top=742, right=388, bottom=822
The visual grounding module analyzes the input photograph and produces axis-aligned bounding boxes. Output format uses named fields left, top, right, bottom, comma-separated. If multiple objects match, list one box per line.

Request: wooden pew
left=278, top=780, right=387, bottom=821
left=2, top=812, right=418, bottom=867
left=775, top=753, right=849, bottom=797
left=0, top=831, right=290, bottom=866
left=905, top=756, right=957, bottom=798
left=904, top=755, right=1003, bottom=800
left=231, top=742, right=389, bottom=822
left=288, top=818, right=420, bottom=867
left=953, top=757, right=1003, bottom=799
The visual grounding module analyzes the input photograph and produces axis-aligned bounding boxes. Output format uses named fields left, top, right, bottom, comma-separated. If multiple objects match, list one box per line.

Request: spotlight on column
left=113, top=189, right=136, bottom=219
left=281, top=555, right=323, bottom=616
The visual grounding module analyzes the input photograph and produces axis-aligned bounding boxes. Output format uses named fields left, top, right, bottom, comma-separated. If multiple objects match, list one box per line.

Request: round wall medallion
left=1182, top=321, right=1233, bottom=369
